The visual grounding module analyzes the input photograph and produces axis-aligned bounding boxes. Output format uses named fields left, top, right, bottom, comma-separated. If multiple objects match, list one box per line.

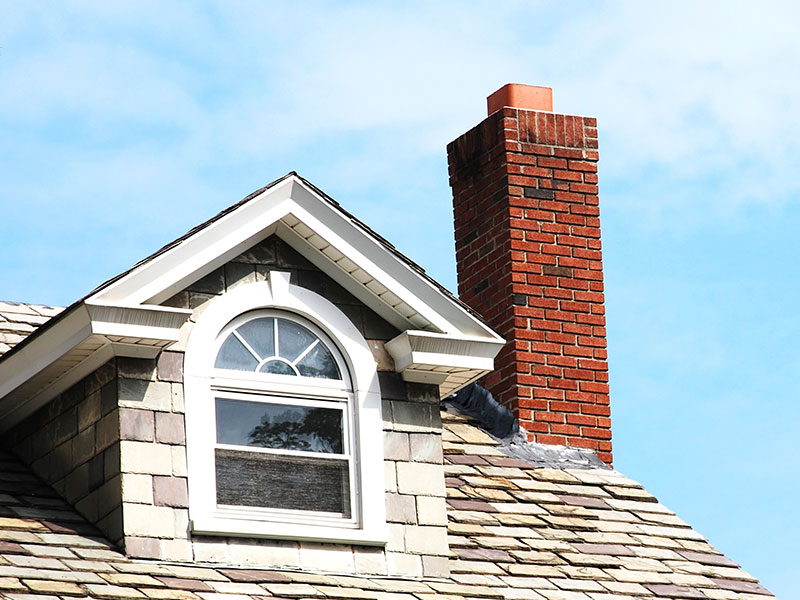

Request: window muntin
left=215, top=316, right=340, bottom=380
left=211, top=311, right=355, bottom=522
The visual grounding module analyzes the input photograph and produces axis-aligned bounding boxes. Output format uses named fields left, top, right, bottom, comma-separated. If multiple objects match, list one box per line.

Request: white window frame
left=184, top=271, right=387, bottom=545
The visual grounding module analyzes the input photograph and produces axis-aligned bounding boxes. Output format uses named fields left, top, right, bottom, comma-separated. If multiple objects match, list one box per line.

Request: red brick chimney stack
left=447, top=84, right=611, bottom=463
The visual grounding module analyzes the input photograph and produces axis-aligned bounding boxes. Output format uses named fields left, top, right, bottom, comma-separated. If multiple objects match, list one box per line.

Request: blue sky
left=2, top=1, right=798, bottom=596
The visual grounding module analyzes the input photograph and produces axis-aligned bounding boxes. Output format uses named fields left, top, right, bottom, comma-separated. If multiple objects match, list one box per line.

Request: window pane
left=216, top=398, right=343, bottom=454
left=236, top=317, right=275, bottom=359
left=277, top=318, right=317, bottom=362
left=258, top=359, right=296, bottom=376
left=215, top=335, right=258, bottom=371
left=216, top=448, right=351, bottom=517
left=296, top=343, right=340, bottom=379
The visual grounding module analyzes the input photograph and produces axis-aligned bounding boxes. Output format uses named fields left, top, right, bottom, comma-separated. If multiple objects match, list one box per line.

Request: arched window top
left=215, top=314, right=341, bottom=380
left=184, top=275, right=386, bottom=544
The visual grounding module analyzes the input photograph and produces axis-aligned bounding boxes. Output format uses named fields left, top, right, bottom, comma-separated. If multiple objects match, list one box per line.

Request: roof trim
left=0, top=173, right=504, bottom=420
left=0, top=302, right=191, bottom=432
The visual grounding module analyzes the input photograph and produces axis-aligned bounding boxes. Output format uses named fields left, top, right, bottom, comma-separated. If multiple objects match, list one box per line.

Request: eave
left=0, top=302, right=191, bottom=432
left=385, top=330, right=505, bottom=397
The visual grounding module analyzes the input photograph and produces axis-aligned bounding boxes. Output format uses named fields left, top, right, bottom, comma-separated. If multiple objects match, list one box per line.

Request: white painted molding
left=385, top=330, right=505, bottom=394
left=183, top=277, right=387, bottom=545
left=0, top=303, right=192, bottom=432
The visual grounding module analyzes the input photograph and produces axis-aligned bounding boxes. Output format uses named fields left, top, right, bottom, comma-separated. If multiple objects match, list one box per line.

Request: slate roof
left=0, top=302, right=63, bottom=357
left=0, top=304, right=776, bottom=600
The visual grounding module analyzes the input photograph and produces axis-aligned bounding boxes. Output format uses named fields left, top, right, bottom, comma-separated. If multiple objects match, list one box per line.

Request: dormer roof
left=0, top=173, right=503, bottom=431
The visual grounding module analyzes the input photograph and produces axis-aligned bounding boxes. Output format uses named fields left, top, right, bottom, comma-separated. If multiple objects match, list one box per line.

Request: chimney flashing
left=487, top=83, right=553, bottom=115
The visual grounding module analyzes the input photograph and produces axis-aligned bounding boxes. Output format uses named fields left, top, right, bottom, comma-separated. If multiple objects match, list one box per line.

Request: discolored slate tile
left=644, top=583, right=707, bottom=598
left=446, top=455, right=491, bottom=466
left=569, top=543, right=635, bottom=557
left=710, top=578, right=774, bottom=595
left=0, top=541, right=29, bottom=554
left=154, top=577, right=214, bottom=592
left=453, top=547, right=514, bottom=562
left=557, top=495, right=611, bottom=510
left=22, top=579, right=85, bottom=596
left=217, top=569, right=290, bottom=583
left=447, top=499, right=498, bottom=512
left=677, top=550, right=739, bottom=567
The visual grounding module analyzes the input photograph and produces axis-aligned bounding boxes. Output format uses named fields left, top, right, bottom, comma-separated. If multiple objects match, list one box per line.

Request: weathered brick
left=119, top=408, right=154, bottom=442
left=152, top=476, right=188, bottom=507
left=448, top=94, right=610, bottom=462
left=155, top=413, right=185, bottom=445
left=156, top=352, right=184, bottom=383
left=396, top=462, right=445, bottom=497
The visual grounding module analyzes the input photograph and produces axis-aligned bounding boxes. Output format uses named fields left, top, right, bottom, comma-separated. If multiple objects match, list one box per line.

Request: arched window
left=212, top=312, right=354, bottom=520
left=184, top=273, right=386, bottom=543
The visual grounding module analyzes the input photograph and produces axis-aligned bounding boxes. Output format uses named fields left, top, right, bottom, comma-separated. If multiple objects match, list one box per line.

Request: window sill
left=190, top=514, right=388, bottom=546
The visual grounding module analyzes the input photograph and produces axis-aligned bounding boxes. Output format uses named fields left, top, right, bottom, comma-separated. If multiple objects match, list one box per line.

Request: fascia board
left=88, top=175, right=500, bottom=343
left=0, top=343, right=116, bottom=432
left=90, top=178, right=295, bottom=305
left=0, top=305, right=93, bottom=403
left=275, top=224, right=411, bottom=333
left=289, top=182, right=502, bottom=339
left=0, top=302, right=192, bottom=431
left=276, top=212, right=456, bottom=334
left=85, top=302, right=192, bottom=341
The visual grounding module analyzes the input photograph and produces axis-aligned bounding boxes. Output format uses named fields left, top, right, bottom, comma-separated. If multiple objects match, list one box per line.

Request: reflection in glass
left=215, top=316, right=340, bottom=380
left=216, top=448, right=351, bottom=516
left=215, top=335, right=259, bottom=371
left=216, top=398, right=343, bottom=454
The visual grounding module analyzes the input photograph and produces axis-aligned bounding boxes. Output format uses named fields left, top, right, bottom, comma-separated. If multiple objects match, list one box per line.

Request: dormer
left=0, top=173, right=503, bottom=577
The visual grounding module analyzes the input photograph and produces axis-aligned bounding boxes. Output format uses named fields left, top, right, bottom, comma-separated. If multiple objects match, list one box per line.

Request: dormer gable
left=0, top=174, right=503, bottom=577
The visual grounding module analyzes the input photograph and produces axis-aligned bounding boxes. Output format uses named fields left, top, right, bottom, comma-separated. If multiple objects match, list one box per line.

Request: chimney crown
left=487, top=83, right=553, bottom=115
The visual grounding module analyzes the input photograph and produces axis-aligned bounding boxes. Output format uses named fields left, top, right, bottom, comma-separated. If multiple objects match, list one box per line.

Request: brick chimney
left=447, top=83, right=611, bottom=463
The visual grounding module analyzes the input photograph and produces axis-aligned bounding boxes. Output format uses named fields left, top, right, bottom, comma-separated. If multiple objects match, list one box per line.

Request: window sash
left=211, top=388, right=356, bottom=521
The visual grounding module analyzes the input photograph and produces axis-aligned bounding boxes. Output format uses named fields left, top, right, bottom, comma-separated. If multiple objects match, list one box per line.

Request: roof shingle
left=0, top=302, right=775, bottom=599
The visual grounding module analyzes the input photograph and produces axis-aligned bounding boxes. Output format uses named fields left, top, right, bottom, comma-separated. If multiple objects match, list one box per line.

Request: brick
left=299, top=542, right=355, bottom=573
left=152, top=476, right=188, bottom=507
left=119, top=441, right=172, bottom=476
left=155, top=413, right=185, bottom=445
left=449, top=102, right=611, bottom=462
left=118, top=379, right=172, bottom=412
left=383, top=431, right=410, bottom=461
left=119, top=408, right=154, bottom=441
left=409, top=433, right=443, bottom=463
left=122, top=504, right=175, bottom=537
left=156, top=352, right=183, bottom=383
left=385, top=493, right=416, bottom=524
left=416, top=496, right=447, bottom=526
left=404, top=525, right=448, bottom=555
left=396, top=463, right=445, bottom=497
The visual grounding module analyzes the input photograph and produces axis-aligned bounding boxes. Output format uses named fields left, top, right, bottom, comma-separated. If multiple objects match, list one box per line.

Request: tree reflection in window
left=215, top=316, right=341, bottom=380
left=216, top=399, right=344, bottom=454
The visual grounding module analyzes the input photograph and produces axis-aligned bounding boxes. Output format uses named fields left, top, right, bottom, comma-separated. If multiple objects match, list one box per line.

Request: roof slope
left=0, top=303, right=775, bottom=599
left=0, top=301, right=63, bottom=357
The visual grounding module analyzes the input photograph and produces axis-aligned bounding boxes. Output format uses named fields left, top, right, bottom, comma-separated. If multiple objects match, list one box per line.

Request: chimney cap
left=487, top=83, right=553, bottom=115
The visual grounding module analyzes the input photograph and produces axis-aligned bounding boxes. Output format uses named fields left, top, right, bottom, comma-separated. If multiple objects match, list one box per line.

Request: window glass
left=216, top=398, right=344, bottom=454
left=215, top=449, right=351, bottom=516
left=214, top=316, right=341, bottom=380
left=216, top=335, right=259, bottom=371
